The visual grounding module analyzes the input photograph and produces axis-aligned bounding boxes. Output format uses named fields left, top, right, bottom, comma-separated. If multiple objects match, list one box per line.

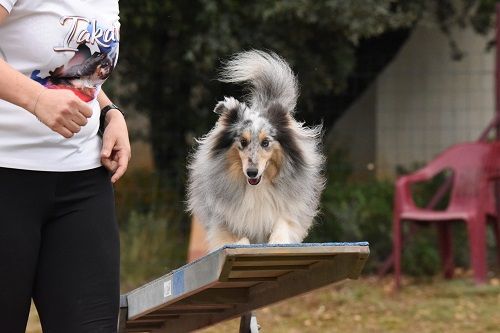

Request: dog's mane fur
left=187, top=50, right=325, bottom=245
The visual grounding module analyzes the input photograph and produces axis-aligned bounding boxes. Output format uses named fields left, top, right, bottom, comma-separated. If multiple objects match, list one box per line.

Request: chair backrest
left=424, top=142, right=500, bottom=213
left=484, top=141, right=500, bottom=180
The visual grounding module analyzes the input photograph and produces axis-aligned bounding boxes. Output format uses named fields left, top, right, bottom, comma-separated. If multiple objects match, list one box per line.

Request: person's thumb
left=101, top=136, right=115, bottom=158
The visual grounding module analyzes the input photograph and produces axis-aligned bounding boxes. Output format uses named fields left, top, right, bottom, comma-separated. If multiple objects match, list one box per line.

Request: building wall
left=329, top=84, right=376, bottom=179
left=375, top=25, right=495, bottom=178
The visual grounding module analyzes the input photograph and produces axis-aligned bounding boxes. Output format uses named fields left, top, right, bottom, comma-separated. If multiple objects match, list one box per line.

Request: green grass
left=26, top=275, right=500, bottom=333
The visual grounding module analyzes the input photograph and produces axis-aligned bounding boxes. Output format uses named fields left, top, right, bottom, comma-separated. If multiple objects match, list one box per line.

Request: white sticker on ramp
left=163, top=280, right=172, bottom=298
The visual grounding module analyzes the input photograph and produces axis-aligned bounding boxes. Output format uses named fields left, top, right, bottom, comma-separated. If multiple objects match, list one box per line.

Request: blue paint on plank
left=172, top=270, right=185, bottom=296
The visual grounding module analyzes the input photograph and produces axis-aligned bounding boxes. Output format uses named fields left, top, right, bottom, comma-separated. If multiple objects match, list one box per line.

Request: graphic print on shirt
left=30, top=16, right=119, bottom=102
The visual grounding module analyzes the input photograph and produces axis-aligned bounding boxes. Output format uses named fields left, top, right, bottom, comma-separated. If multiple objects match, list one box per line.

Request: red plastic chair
left=393, top=142, right=500, bottom=287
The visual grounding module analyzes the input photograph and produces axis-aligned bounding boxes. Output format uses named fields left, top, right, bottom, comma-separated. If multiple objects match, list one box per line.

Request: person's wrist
left=99, top=103, right=125, bottom=136
left=101, top=104, right=124, bottom=121
left=105, top=108, right=125, bottom=123
left=24, top=85, right=45, bottom=115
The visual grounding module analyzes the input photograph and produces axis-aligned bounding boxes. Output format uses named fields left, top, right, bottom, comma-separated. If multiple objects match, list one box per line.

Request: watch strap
left=98, top=103, right=125, bottom=137
left=100, top=103, right=125, bottom=118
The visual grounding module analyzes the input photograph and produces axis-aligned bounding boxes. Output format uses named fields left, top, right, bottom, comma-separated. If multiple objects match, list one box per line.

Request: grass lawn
left=26, top=275, right=500, bottom=333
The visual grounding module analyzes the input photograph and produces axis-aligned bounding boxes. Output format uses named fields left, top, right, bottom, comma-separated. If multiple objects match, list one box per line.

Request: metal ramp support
left=118, top=242, right=369, bottom=333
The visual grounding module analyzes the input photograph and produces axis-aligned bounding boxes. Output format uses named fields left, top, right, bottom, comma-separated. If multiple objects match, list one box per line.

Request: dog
left=187, top=50, right=325, bottom=251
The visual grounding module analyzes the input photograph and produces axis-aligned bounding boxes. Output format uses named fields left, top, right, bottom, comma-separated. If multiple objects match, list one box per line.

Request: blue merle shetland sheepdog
left=187, top=50, right=325, bottom=251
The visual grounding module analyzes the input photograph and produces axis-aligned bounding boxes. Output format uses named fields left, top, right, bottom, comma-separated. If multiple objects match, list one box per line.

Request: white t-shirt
left=0, top=0, right=120, bottom=171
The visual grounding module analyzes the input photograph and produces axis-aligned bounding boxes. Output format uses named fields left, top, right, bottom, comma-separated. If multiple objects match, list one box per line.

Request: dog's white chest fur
left=223, top=183, right=281, bottom=243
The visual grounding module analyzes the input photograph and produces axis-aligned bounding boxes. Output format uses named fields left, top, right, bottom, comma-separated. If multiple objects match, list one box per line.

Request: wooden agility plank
left=120, top=242, right=369, bottom=333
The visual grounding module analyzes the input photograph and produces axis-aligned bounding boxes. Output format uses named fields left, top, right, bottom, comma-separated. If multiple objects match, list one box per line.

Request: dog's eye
left=261, top=139, right=270, bottom=148
left=240, top=138, right=248, bottom=148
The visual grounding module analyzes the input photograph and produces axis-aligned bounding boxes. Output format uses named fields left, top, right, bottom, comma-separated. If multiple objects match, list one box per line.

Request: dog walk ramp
left=118, top=242, right=369, bottom=333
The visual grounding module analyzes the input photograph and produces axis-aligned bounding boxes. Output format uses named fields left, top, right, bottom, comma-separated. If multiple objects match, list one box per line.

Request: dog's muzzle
left=246, top=168, right=261, bottom=185
left=247, top=176, right=261, bottom=185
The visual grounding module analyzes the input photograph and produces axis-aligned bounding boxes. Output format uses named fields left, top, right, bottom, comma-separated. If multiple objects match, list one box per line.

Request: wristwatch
left=101, top=103, right=125, bottom=118
left=98, top=103, right=125, bottom=137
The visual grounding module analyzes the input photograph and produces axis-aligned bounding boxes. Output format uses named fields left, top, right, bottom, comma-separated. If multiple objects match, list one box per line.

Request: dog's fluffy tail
left=219, top=50, right=299, bottom=112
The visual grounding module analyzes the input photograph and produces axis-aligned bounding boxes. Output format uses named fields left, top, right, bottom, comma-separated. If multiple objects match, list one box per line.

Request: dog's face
left=212, top=97, right=290, bottom=186
left=235, top=122, right=280, bottom=185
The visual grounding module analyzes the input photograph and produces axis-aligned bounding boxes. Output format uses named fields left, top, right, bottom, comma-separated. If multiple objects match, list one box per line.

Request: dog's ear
left=213, top=97, right=241, bottom=115
left=211, top=97, right=243, bottom=154
left=213, top=102, right=227, bottom=115
left=214, top=97, right=244, bottom=127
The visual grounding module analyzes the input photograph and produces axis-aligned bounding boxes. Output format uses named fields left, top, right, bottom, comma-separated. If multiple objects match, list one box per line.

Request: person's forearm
left=0, top=5, right=9, bottom=24
left=97, top=89, right=113, bottom=109
left=0, top=58, right=44, bottom=114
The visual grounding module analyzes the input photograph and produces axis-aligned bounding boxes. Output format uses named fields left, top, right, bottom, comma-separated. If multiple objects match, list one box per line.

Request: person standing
left=0, top=1, right=130, bottom=332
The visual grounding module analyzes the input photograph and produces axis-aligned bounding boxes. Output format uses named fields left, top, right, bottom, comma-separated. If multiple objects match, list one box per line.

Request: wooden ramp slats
left=120, top=243, right=369, bottom=333
left=226, top=277, right=278, bottom=283
left=141, top=305, right=233, bottom=315
left=228, top=270, right=291, bottom=279
left=174, top=288, right=249, bottom=305
left=232, top=258, right=331, bottom=267
left=209, top=281, right=260, bottom=288
left=126, top=322, right=163, bottom=330
left=150, top=308, right=227, bottom=315
left=157, top=303, right=237, bottom=310
left=128, top=319, right=165, bottom=324
left=233, top=254, right=336, bottom=262
left=230, top=264, right=311, bottom=271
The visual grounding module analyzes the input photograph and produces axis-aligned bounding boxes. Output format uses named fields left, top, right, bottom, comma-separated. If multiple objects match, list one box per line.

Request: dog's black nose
left=246, top=168, right=258, bottom=178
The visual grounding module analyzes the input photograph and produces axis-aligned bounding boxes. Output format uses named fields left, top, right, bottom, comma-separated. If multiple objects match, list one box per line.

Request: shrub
left=120, top=211, right=187, bottom=291
left=307, top=177, right=395, bottom=272
left=115, top=168, right=190, bottom=290
left=311, top=150, right=499, bottom=276
left=308, top=150, right=442, bottom=275
left=401, top=228, right=440, bottom=277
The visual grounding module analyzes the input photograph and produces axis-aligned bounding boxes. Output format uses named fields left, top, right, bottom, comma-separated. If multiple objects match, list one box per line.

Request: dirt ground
left=26, top=275, right=500, bottom=333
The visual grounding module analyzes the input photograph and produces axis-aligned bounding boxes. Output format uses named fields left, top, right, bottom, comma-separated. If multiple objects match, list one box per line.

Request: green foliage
left=110, top=0, right=497, bottom=206
left=401, top=229, right=441, bottom=277
left=112, top=0, right=424, bottom=194
left=114, top=169, right=186, bottom=225
left=115, top=169, right=189, bottom=290
left=312, top=184, right=441, bottom=277
left=111, top=1, right=499, bottom=281
left=307, top=149, right=395, bottom=272
left=396, top=163, right=452, bottom=210
left=308, top=150, right=461, bottom=276
left=120, top=211, right=187, bottom=291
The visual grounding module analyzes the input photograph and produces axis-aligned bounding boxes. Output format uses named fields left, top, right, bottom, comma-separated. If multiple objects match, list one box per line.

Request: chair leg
left=438, top=223, right=454, bottom=279
left=393, top=216, right=403, bottom=289
left=467, top=217, right=488, bottom=284
left=377, top=253, right=394, bottom=278
left=493, top=219, right=500, bottom=268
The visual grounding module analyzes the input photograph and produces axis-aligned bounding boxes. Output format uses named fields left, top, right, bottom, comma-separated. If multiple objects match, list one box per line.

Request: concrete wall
left=329, top=84, right=376, bottom=179
left=375, top=25, right=495, bottom=178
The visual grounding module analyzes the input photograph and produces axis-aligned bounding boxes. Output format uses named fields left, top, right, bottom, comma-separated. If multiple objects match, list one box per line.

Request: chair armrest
left=394, top=169, right=433, bottom=211
left=402, top=169, right=433, bottom=183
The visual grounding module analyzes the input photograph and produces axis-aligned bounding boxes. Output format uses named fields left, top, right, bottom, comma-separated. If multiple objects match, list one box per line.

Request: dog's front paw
left=235, top=237, right=250, bottom=245
left=268, top=234, right=291, bottom=244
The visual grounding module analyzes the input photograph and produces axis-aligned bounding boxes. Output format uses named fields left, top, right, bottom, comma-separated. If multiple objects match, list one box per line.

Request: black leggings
left=0, top=166, right=119, bottom=333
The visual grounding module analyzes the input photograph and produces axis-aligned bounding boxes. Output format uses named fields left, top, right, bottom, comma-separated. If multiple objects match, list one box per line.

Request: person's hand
left=100, top=109, right=131, bottom=183
left=33, top=88, right=93, bottom=138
